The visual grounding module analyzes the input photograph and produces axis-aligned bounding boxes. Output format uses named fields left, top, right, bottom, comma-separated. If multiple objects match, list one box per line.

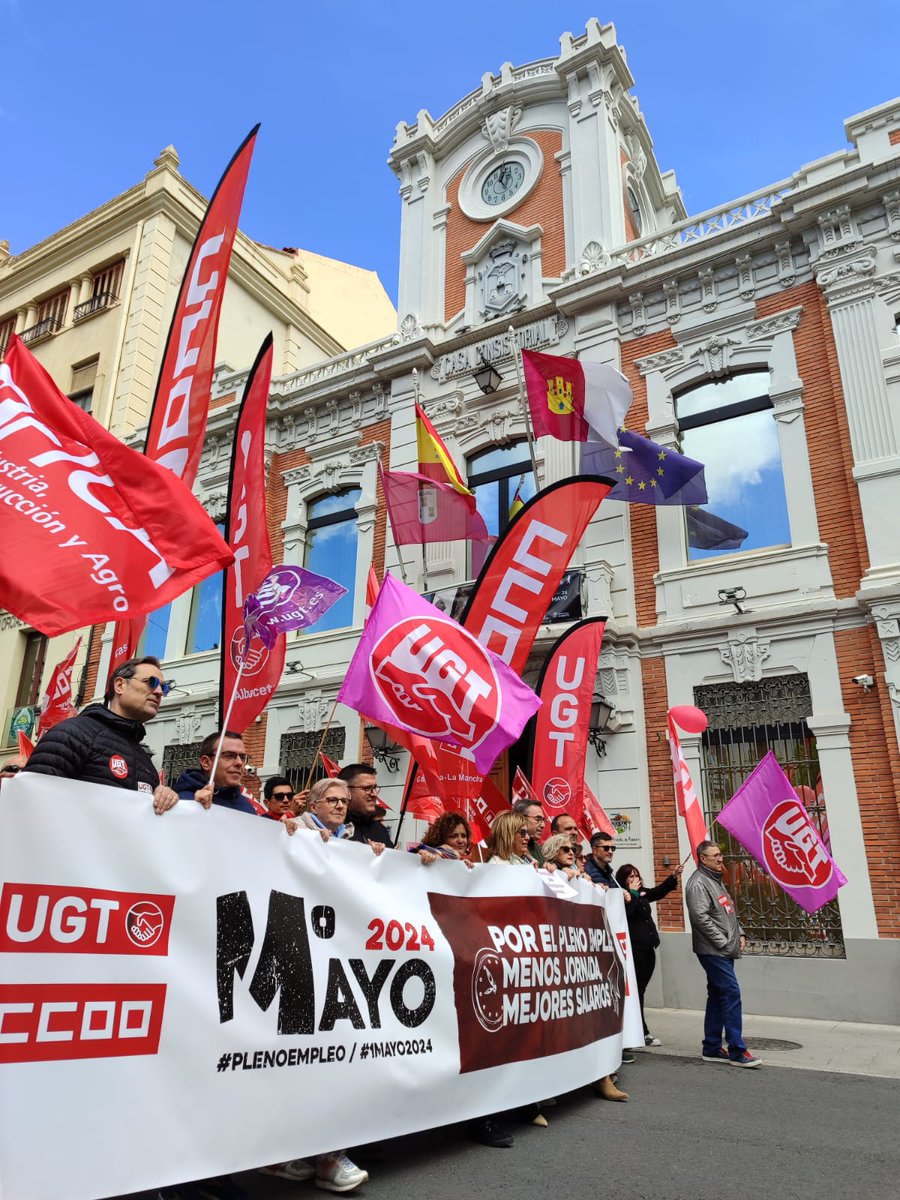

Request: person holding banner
left=686, top=841, right=761, bottom=1068
left=297, top=778, right=355, bottom=843
left=263, top=776, right=296, bottom=819
left=339, top=764, right=394, bottom=851
left=174, top=731, right=258, bottom=814
left=22, top=656, right=179, bottom=814
left=615, top=861, right=683, bottom=1046
left=0, top=755, right=26, bottom=786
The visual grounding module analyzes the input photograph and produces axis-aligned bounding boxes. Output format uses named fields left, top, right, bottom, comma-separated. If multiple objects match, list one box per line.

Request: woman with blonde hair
left=486, top=810, right=535, bottom=866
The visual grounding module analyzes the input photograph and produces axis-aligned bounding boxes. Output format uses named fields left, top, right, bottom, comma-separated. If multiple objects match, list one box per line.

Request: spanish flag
left=508, top=474, right=526, bottom=521
left=416, top=402, right=472, bottom=498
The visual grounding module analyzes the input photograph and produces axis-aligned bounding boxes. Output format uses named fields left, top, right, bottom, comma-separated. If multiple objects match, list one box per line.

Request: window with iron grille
left=695, top=674, right=844, bottom=958
left=37, top=290, right=68, bottom=328
left=0, top=315, right=14, bottom=358
left=280, top=728, right=346, bottom=792
left=92, top=260, right=124, bottom=302
left=161, top=741, right=203, bottom=787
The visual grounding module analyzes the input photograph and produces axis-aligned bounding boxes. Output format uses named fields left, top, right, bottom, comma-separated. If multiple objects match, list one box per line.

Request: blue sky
left=3, top=1, right=898, bottom=306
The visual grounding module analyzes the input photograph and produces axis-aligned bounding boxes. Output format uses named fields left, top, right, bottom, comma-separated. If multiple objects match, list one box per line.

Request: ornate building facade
left=5, top=19, right=900, bottom=1021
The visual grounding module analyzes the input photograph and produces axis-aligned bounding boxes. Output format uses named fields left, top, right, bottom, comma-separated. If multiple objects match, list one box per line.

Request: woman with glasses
left=541, top=833, right=586, bottom=880
left=485, top=811, right=539, bottom=867
left=615, top=860, right=683, bottom=1047
left=297, top=778, right=355, bottom=842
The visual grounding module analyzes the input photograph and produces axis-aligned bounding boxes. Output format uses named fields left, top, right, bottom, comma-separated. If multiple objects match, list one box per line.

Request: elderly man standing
left=686, top=840, right=761, bottom=1068
left=22, top=655, right=178, bottom=814
left=514, top=799, right=547, bottom=865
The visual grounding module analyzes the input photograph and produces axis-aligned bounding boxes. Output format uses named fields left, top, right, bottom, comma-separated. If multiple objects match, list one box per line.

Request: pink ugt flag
left=338, top=574, right=541, bottom=776
left=716, top=751, right=846, bottom=914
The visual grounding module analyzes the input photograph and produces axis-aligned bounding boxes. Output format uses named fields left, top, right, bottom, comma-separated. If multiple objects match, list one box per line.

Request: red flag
left=529, top=618, right=606, bottom=832
left=218, top=335, right=280, bottom=734
left=522, top=349, right=633, bottom=446
left=582, top=780, right=615, bottom=840
left=405, top=478, right=614, bottom=815
left=0, top=337, right=233, bottom=637
left=365, top=566, right=380, bottom=612
left=667, top=705, right=710, bottom=860
left=17, top=731, right=34, bottom=760
left=319, top=751, right=340, bottom=779
left=38, top=637, right=82, bottom=732
left=112, top=125, right=259, bottom=667
left=512, top=766, right=540, bottom=807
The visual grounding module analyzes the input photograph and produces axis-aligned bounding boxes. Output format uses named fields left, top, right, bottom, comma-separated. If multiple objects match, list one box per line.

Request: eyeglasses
left=595, top=844, right=615, bottom=852
left=136, top=675, right=172, bottom=696
left=320, top=797, right=349, bottom=808
left=530, top=814, right=547, bottom=824
left=349, top=784, right=380, bottom=794
left=219, top=751, right=248, bottom=763
left=516, top=829, right=529, bottom=838
left=271, top=791, right=294, bottom=801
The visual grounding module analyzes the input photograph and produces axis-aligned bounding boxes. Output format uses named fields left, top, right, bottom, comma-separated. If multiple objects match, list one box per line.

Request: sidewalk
left=641, top=1006, right=900, bottom=1078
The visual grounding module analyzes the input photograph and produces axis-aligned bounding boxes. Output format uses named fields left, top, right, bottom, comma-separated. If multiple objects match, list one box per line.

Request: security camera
left=851, top=674, right=875, bottom=691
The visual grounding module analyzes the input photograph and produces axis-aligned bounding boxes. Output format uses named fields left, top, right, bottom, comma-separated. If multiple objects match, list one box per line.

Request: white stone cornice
left=282, top=466, right=311, bottom=487
left=635, top=346, right=684, bottom=375
left=746, top=305, right=803, bottom=340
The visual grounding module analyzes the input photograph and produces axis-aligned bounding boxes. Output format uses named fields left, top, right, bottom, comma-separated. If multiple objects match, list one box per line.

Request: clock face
left=471, top=947, right=505, bottom=1032
left=481, top=161, right=526, bottom=207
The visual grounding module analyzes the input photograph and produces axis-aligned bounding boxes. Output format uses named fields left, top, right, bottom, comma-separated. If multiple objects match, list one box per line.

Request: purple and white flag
left=337, top=573, right=541, bottom=775
left=243, top=565, right=347, bottom=649
left=716, top=752, right=846, bottom=914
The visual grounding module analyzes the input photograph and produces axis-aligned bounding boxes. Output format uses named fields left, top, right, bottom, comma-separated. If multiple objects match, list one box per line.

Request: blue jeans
left=697, top=954, right=746, bottom=1058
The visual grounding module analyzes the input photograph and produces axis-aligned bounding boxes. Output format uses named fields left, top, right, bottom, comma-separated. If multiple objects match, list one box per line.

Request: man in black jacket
left=23, top=655, right=178, bottom=814
left=338, top=763, right=393, bottom=852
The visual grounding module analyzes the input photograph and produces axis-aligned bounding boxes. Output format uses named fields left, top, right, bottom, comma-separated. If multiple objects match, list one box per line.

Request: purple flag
left=380, top=466, right=494, bottom=546
left=581, top=428, right=707, bottom=506
left=716, top=752, right=846, bottom=914
left=243, top=564, right=347, bottom=649
left=337, top=573, right=541, bottom=775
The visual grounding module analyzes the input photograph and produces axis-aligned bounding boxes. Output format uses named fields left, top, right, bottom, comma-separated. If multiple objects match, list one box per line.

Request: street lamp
left=588, top=694, right=614, bottom=757
left=364, top=725, right=401, bottom=773
left=473, top=355, right=503, bottom=395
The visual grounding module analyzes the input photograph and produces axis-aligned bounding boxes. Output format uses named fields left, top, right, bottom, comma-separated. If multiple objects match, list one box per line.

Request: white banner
left=0, top=776, right=641, bottom=1200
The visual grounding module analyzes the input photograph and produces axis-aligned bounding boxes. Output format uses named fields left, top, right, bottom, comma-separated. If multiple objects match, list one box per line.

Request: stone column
left=815, top=229, right=900, bottom=585
left=67, top=279, right=81, bottom=324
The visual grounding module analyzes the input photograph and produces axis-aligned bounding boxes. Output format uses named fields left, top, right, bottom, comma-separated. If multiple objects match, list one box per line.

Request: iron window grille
left=280, top=728, right=346, bottom=793
left=161, top=742, right=204, bottom=788
left=695, top=674, right=845, bottom=958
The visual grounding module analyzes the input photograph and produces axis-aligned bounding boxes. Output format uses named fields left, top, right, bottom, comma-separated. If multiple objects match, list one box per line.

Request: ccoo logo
left=371, top=618, right=500, bottom=750
left=762, top=799, right=832, bottom=890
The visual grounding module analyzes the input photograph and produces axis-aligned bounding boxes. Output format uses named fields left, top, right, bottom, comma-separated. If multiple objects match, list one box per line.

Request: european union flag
left=581, top=428, right=707, bottom=506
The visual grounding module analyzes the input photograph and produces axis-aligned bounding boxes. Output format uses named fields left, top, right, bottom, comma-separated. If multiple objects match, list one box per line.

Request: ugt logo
left=371, top=618, right=500, bottom=750
left=762, top=799, right=832, bottom=889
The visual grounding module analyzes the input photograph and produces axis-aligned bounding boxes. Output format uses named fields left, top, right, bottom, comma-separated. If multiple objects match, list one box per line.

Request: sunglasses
left=136, top=675, right=172, bottom=697
left=516, top=829, right=529, bottom=837
left=271, top=791, right=294, bottom=801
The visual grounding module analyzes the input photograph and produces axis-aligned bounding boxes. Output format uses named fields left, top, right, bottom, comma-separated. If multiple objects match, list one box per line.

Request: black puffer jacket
left=23, top=704, right=159, bottom=792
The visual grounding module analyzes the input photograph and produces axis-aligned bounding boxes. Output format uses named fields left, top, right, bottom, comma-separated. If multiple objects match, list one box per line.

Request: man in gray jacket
left=685, top=841, right=761, bottom=1068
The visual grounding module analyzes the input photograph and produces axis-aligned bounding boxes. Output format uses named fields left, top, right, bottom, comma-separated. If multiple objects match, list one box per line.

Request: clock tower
left=389, top=17, right=685, bottom=332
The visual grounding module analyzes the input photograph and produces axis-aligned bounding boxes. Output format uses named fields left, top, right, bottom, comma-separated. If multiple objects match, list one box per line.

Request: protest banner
left=0, top=774, right=640, bottom=1200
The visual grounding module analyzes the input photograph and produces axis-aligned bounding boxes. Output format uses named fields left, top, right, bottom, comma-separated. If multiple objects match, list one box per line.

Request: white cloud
left=683, top=411, right=781, bottom=506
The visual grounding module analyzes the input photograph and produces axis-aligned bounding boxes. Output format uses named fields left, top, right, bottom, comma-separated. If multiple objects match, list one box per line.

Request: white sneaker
left=261, top=1160, right=316, bottom=1182
left=315, top=1152, right=368, bottom=1193
left=644, top=1035, right=661, bottom=1047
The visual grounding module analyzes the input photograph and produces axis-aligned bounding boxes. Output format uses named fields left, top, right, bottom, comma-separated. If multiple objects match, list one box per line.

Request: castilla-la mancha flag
left=338, top=574, right=541, bottom=776
left=38, top=637, right=82, bottom=732
left=522, top=348, right=633, bottom=447
left=110, top=125, right=259, bottom=677
left=716, top=751, right=847, bottom=914
left=668, top=705, right=710, bottom=860
left=218, top=335, right=279, bottom=735
left=0, top=337, right=233, bottom=637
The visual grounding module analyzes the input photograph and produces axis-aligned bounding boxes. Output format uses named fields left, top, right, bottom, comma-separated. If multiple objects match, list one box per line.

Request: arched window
left=676, top=372, right=790, bottom=560
left=304, top=488, right=361, bottom=632
left=467, top=442, right=537, bottom=576
left=626, top=185, right=643, bottom=237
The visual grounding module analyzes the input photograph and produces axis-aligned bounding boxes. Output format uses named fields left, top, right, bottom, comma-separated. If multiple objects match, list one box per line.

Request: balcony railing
left=74, top=291, right=118, bottom=321
left=19, top=316, right=62, bottom=345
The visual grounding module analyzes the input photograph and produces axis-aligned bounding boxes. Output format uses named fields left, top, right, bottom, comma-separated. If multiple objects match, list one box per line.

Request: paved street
left=120, top=1042, right=900, bottom=1200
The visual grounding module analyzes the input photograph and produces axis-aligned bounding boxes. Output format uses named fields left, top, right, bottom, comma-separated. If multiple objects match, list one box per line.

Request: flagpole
left=509, top=325, right=541, bottom=487
left=412, top=367, right=429, bottom=594
left=208, top=657, right=246, bottom=786
left=378, top=460, right=411, bottom=585
left=305, top=699, right=339, bottom=794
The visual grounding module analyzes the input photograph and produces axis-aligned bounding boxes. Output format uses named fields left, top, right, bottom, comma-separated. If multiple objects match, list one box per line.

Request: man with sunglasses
left=174, top=731, right=258, bottom=815
left=22, top=656, right=178, bottom=814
